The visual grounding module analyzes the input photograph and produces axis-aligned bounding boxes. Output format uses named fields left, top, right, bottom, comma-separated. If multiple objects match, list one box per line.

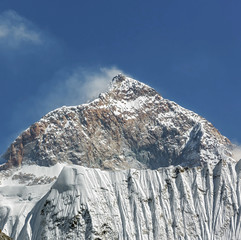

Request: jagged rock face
left=2, top=75, right=232, bottom=170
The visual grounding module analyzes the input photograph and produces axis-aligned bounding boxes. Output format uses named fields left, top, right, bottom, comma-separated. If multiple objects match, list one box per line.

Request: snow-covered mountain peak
left=107, top=74, right=158, bottom=101
left=0, top=74, right=240, bottom=240
left=110, top=74, right=145, bottom=90
left=111, top=73, right=126, bottom=83
left=0, top=75, right=233, bottom=171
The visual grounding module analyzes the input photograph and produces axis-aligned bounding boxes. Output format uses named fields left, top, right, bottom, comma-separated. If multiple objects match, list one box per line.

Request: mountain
left=0, top=74, right=239, bottom=239
left=1, top=74, right=232, bottom=170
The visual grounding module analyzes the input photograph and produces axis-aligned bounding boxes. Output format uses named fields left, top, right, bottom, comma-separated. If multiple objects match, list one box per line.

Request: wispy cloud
left=232, top=145, right=241, bottom=161
left=38, top=66, right=128, bottom=114
left=0, top=10, right=43, bottom=47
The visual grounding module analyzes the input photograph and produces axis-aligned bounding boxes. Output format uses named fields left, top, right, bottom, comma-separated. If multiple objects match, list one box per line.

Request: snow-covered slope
left=0, top=163, right=66, bottom=239
left=0, top=74, right=239, bottom=239
left=7, top=160, right=241, bottom=240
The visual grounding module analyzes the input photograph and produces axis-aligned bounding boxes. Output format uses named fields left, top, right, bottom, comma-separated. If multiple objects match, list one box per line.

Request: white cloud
left=232, top=146, right=241, bottom=161
left=0, top=10, right=43, bottom=47
left=39, top=66, right=128, bottom=114
left=81, top=67, right=124, bottom=100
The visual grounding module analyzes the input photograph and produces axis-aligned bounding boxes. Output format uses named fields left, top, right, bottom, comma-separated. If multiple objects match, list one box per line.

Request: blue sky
left=0, top=1, right=240, bottom=154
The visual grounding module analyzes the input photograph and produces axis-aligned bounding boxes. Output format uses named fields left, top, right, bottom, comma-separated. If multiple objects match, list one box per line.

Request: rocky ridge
left=1, top=74, right=233, bottom=170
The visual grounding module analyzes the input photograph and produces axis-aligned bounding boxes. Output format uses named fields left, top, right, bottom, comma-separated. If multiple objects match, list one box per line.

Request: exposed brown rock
left=1, top=75, right=233, bottom=170
left=0, top=230, right=12, bottom=240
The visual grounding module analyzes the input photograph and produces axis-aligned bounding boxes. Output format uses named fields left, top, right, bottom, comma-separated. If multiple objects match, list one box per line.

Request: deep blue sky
left=0, top=0, right=240, bottom=154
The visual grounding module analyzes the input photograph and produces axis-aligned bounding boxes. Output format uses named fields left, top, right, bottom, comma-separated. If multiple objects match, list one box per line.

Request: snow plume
left=0, top=10, right=43, bottom=47
left=80, top=67, right=125, bottom=101
left=40, top=66, right=127, bottom=113
left=232, top=145, right=241, bottom=161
